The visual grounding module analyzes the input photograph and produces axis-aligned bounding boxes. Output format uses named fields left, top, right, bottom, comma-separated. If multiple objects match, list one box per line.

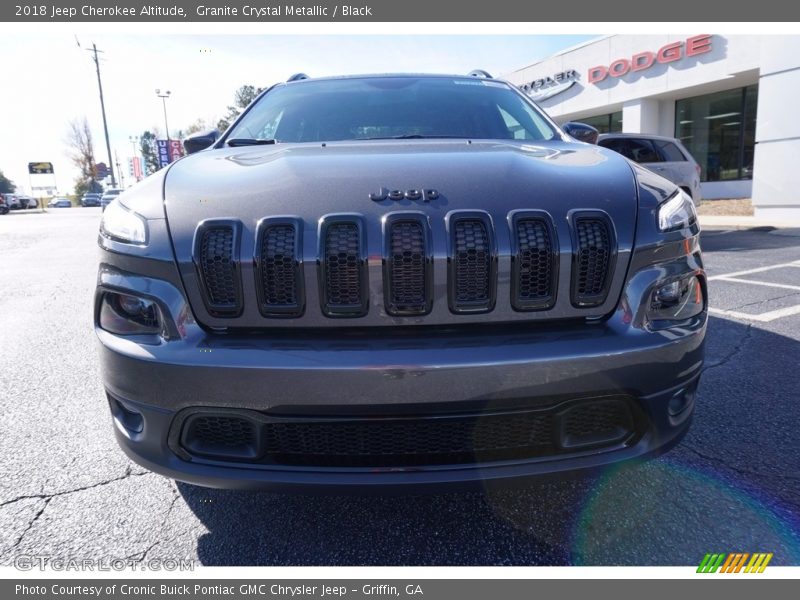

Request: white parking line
left=712, top=277, right=800, bottom=292
left=708, top=260, right=800, bottom=322
left=709, top=304, right=800, bottom=322
left=707, top=260, right=800, bottom=281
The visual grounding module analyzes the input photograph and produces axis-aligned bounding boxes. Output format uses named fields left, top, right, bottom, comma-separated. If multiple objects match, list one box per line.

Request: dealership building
left=503, top=35, right=800, bottom=219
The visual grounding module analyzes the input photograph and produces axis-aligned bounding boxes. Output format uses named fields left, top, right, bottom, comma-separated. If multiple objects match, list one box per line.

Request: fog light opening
left=668, top=387, right=695, bottom=417
left=109, top=396, right=144, bottom=435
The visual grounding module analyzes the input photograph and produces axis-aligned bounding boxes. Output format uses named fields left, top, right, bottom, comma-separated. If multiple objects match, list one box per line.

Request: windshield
left=226, top=77, right=557, bottom=143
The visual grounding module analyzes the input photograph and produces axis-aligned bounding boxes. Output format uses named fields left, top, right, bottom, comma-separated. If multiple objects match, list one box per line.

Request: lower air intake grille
left=558, top=399, right=634, bottom=449
left=451, top=216, right=494, bottom=312
left=572, top=216, right=614, bottom=307
left=321, top=220, right=366, bottom=316
left=197, top=224, right=240, bottom=315
left=261, top=412, right=555, bottom=467
left=513, top=217, right=556, bottom=310
left=386, top=219, right=429, bottom=315
left=258, top=222, right=302, bottom=316
left=175, top=398, right=639, bottom=468
left=181, top=415, right=259, bottom=459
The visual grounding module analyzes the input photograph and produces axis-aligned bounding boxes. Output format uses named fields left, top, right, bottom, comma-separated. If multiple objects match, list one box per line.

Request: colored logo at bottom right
left=697, top=553, right=773, bottom=573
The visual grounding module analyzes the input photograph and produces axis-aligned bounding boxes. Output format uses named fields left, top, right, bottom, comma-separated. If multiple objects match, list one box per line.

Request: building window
left=577, top=111, right=623, bottom=134
left=675, top=85, right=758, bottom=182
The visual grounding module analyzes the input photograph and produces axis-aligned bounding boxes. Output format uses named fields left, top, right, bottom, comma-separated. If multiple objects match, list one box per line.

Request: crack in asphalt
left=0, top=466, right=151, bottom=511
left=126, top=484, right=183, bottom=562
left=680, top=444, right=800, bottom=482
left=701, top=322, right=753, bottom=373
left=9, top=498, right=50, bottom=552
left=5, top=466, right=155, bottom=552
left=727, top=291, right=800, bottom=312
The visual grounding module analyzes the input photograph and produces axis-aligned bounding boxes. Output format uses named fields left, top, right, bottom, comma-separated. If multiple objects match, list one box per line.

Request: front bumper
left=97, top=270, right=705, bottom=490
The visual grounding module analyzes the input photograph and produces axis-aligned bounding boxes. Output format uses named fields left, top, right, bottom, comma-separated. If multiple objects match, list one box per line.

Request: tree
left=139, top=130, right=160, bottom=175
left=0, top=170, right=16, bottom=194
left=74, top=178, right=103, bottom=198
left=217, top=85, right=263, bottom=131
left=65, top=118, right=99, bottom=196
left=183, top=118, right=209, bottom=137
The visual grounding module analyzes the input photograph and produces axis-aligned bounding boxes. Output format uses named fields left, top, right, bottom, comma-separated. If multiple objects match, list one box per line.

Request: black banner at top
left=3, top=0, right=800, bottom=22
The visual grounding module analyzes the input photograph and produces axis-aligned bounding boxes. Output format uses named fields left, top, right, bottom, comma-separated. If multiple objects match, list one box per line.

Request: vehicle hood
left=163, top=139, right=638, bottom=237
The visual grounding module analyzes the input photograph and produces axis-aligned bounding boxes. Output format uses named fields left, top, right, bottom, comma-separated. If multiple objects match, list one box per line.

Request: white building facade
left=503, top=35, right=800, bottom=219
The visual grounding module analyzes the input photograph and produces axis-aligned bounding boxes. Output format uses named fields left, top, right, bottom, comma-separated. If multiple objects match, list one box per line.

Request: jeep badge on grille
left=369, top=188, right=440, bottom=202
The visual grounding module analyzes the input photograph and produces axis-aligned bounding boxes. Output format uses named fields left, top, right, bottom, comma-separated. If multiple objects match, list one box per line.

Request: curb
left=698, top=216, right=800, bottom=231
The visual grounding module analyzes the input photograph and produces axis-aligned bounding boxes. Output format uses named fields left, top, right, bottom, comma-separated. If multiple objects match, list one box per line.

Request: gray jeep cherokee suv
left=95, top=73, right=706, bottom=491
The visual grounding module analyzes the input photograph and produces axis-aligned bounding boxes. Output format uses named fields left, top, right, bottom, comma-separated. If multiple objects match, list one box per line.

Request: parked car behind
left=598, top=133, right=702, bottom=202
left=48, top=197, right=72, bottom=208
left=81, top=193, right=102, bottom=207
left=100, top=189, right=123, bottom=211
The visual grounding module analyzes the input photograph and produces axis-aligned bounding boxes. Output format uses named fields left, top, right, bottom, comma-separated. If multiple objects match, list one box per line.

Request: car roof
left=279, top=73, right=512, bottom=86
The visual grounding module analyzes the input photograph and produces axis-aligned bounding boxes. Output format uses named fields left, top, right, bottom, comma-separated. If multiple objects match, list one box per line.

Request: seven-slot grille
left=450, top=216, right=495, bottom=312
left=193, top=213, right=618, bottom=319
left=196, top=224, right=241, bottom=316
left=572, top=216, right=614, bottom=307
left=320, top=219, right=368, bottom=316
left=257, top=221, right=303, bottom=316
left=512, top=216, right=557, bottom=311
left=385, top=218, right=430, bottom=315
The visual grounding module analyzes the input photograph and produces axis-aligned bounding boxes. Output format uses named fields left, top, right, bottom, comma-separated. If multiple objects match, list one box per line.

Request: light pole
left=87, top=42, right=117, bottom=188
left=128, top=135, right=139, bottom=155
left=155, top=89, right=171, bottom=141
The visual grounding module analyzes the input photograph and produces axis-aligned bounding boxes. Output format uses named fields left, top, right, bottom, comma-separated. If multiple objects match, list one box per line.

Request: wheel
left=0, top=206, right=9, bottom=215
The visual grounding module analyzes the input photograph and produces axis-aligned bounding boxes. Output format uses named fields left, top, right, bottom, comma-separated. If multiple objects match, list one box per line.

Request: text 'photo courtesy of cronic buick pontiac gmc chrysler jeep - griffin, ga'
left=95, top=72, right=706, bottom=491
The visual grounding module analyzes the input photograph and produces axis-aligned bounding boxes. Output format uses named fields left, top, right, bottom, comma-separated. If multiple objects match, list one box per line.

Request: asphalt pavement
left=1, top=209, right=799, bottom=566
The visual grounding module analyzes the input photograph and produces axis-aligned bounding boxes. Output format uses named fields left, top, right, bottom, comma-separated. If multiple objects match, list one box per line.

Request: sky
left=0, top=33, right=594, bottom=195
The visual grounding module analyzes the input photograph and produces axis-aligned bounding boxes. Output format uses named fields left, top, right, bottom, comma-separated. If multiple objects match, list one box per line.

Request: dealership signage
left=27, top=162, right=54, bottom=174
left=520, top=69, right=578, bottom=101
left=588, top=35, right=713, bottom=84
left=157, top=139, right=185, bottom=168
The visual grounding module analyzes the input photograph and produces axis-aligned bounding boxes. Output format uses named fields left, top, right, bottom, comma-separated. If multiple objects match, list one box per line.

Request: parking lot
left=1, top=209, right=799, bottom=566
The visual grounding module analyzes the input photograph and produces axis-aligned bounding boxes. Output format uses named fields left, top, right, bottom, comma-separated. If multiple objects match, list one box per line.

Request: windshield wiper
left=226, top=138, right=278, bottom=147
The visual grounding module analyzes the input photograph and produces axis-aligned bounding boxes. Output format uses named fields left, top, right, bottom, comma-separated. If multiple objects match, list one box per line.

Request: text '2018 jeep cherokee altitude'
left=95, top=73, right=706, bottom=490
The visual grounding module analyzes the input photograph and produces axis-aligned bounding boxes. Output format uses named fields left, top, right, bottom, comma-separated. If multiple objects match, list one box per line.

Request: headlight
left=99, top=292, right=162, bottom=336
left=647, top=275, right=705, bottom=328
left=658, top=189, right=697, bottom=232
left=100, top=200, right=147, bottom=244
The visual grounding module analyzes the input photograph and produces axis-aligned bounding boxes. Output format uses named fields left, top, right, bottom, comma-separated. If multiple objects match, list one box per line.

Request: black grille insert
left=196, top=223, right=241, bottom=316
left=572, top=215, right=614, bottom=307
left=175, top=399, right=639, bottom=468
left=256, top=220, right=303, bottom=317
left=320, top=218, right=367, bottom=317
left=511, top=215, right=557, bottom=311
left=385, top=217, right=431, bottom=316
left=181, top=415, right=259, bottom=459
left=449, top=214, right=495, bottom=313
left=558, top=399, right=634, bottom=449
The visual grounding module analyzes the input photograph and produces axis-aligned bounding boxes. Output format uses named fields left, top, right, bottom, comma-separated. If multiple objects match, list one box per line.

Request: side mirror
left=562, top=122, right=599, bottom=145
left=183, top=129, right=220, bottom=155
